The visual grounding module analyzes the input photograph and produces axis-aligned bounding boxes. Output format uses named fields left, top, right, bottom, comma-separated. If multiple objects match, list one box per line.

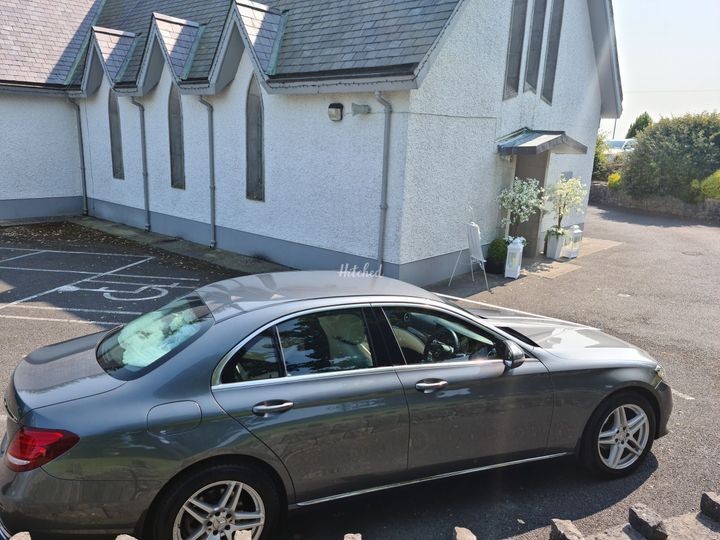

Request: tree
left=623, top=112, right=720, bottom=200
left=626, top=112, right=653, bottom=139
left=592, top=132, right=610, bottom=181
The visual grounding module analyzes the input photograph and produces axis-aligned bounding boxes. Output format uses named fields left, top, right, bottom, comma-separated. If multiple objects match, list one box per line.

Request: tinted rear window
left=96, top=295, right=212, bottom=380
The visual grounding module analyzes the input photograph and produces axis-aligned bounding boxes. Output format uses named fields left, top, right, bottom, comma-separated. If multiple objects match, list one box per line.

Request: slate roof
left=0, top=0, right=103, bottom=87
left=92, top=0, right=231, bottom=85
left=0, top=0, right=464, bottom=90
left=92, top=27, right=135, bottom=81
left=263, top=0, right=460, bottom=77
left=153, top=13, right=203, bottom=80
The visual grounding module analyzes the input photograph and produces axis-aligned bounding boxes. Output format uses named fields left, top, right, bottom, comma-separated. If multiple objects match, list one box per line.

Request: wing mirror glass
left=503, top=340, right=525, bottom=369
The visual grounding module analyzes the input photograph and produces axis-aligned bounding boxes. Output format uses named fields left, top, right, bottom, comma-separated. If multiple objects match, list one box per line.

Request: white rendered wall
left=0, top=94, right=81, bottom=202
left=401, top=0, right=602, bottom=264
left=82, top=75, right=145, bottom=211
left=211, top=52, right=409, bottom=263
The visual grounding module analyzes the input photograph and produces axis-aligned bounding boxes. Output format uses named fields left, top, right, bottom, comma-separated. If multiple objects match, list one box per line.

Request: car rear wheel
left=580, top=391, right=656, bottom=477
left=151, top=462, right=280, bottom=540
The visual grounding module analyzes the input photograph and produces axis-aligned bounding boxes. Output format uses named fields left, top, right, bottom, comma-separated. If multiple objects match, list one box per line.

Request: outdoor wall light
left=328, top=103, right=344, bottom=121
left=351, top=103, right=371, bottom=115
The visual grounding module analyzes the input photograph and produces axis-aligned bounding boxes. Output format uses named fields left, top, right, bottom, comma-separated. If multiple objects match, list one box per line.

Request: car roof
left=195, top=270, right=439, bottom=322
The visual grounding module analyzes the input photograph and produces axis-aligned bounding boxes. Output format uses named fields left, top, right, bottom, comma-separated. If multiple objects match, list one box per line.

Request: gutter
left=373, top=91, right=392, bottom=273
left=67, top=98, right=88, bottom=215
left=130, top=97, right=151, bottom=231
left=198, top=96, right=217, bottom=248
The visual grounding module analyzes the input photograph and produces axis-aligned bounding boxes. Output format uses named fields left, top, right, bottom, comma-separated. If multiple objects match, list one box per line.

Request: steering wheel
left=422, top=327, right=460, bottom=363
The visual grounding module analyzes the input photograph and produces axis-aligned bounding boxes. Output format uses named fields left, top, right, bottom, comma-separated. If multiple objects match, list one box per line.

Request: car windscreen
left=608, top=140, right=625, bottom=149
left=96, top=294, right=213, bottom=380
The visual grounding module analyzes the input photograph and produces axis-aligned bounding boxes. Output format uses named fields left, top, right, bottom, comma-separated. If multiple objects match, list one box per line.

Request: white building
left=0, top=0, right=622, bottom=285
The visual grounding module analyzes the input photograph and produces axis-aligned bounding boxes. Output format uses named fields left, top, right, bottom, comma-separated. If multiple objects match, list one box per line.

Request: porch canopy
left=497, top=129, right=587, bottom=156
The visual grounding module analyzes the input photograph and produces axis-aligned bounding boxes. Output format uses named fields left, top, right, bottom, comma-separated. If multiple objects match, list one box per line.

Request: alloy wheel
left=597, top=404, right=650, bottom=470
left=173, top=480, right=265, bottom=540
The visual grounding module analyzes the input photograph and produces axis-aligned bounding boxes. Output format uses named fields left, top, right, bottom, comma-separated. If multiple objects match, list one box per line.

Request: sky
left=598, top=0, right=720, bottom=139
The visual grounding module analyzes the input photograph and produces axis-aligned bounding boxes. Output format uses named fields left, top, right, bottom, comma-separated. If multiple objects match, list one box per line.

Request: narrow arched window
left=168, top=84, right=185, bottom=189
left=108, top=90, right=124, bottom=179
left=246, top=76, right=264, bottom=201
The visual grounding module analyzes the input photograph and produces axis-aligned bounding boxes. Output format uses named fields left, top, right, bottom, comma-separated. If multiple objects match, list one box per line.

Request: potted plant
left=485, top=238, right=507, bottom=274
left=545, top=176, right=588, bottom=260
left=498, top=177, right=545, bottom=238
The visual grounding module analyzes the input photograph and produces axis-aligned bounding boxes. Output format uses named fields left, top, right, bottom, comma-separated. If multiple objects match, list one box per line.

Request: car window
left=221, top=329, right=282, bottom=384
left=277, top=308, right=376, bottom=375
left=383, top=307, right=502, bottom=365
left=608, top=140, right=625, bottom=149
left=96, top=294, right=213, bottom=380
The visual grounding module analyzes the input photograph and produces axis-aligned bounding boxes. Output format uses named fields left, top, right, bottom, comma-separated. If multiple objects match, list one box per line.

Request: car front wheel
left=580, top=391, right=656, bottom=477
left=152, top=462, right=280, bottom=540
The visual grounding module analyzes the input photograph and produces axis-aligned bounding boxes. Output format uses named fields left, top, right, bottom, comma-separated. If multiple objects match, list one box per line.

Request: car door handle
left=252, top=401, right=294, bottom=416
left=415, top=379, right=448, bottom=393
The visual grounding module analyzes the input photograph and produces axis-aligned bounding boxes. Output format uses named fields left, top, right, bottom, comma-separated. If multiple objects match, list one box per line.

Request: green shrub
left=677, top=180, right=705, bottom=204
left=701, top=170, right=720, bottom=200
left=626, top=112, right=653, bottom=139
left=592, top=133, right=610, bottom=182
left=608, top=172, right=622, bottom=191
left=622, top=112, right=720, bottom=199
left=487, top=238, right=507, bottom=263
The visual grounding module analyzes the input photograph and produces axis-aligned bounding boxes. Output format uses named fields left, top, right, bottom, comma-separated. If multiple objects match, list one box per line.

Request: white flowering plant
left=498, top=177, right=545, bottom=237
left=545, top=176, right=588, bottom=237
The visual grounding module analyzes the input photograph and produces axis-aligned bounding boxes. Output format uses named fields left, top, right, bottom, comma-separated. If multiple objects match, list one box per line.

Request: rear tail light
left=5, top=427, right=79, bottom=472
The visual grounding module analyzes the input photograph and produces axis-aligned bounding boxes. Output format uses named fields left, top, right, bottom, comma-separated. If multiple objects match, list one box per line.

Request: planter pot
left=485, top=259, right=504, bottom=275
left=546, top=234, right=566, bottom=260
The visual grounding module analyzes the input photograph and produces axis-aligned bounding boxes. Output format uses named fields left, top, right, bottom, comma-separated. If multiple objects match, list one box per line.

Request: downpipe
left=373, top=91, right=392, bottom=274
left=130, top=97, right=151, bottom=231
left=198, top=96, right=217, bottom=248
left=67, top=98, right=88, bottom=216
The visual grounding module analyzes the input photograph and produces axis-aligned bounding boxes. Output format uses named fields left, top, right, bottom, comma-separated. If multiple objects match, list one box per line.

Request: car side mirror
left=503, top=340, right=525, bottom=370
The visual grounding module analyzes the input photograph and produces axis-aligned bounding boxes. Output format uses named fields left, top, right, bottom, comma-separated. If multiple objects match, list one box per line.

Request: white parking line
left=0, top=305, right=142, bottom=316
left=0, top=247, right=146, bottom=258
left=0, top=256, right=154, bottom=311
left=672, top=388, right=696, bottom=401
left=0, top=314, right=118, bottom=326
left=0, top=251, right=44, bottom=263
left=0, top=266, right=200, bottom=282
left=86, top=279, right=196, bottom=289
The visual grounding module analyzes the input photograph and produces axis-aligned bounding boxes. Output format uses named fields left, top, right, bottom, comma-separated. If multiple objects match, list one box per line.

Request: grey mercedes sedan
left=0, top=271, right=672, bottom=539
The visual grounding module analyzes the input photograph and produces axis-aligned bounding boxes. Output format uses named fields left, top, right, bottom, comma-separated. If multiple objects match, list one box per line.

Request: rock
left=549, top=519, right=584, bottom=540
left=700, top=492, right=720, bottom=522
left=9, top=533, right=31, bottom=540
left=454, top=526, right=476, bottom=540
left=628, top=503, right=667, bottom=540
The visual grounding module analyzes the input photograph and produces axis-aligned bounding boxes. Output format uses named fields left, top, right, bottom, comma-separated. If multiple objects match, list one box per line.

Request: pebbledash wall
left=1, top=0, right=606, bottom=286
left=82, top=56, right=410, bottom=275
left=393, top=0, right=602, bottom=283
left=0, top=94, right=83, bottom=219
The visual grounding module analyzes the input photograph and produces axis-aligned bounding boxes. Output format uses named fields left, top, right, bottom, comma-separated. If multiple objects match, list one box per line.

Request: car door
left=378, top=304, right=554, bottom=475
left=211, top=306, right=410, bottom=502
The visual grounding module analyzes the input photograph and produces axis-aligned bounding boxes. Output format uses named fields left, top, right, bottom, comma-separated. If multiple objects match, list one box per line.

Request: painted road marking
left=0, top=251, right=44, bottom=264
left=0, top=256, right=154, bottom=311
left=0, top=315, right=119, bottom=326
left=0, top=266, right=199, bottom=282
left=672, top=388, right=695, bottom=401
left=58, top=284, right=170, bottom=302
left=0, top=305, right=142, bottom=316
left=0, top=247, right=146, bottom=258
left=87, top=279, right=196, bottom=289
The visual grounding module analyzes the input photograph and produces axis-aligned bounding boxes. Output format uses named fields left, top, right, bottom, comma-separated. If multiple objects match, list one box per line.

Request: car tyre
left=580, top=391, right=656, bottom=478
left=151, top=462, right=281, bottom=540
